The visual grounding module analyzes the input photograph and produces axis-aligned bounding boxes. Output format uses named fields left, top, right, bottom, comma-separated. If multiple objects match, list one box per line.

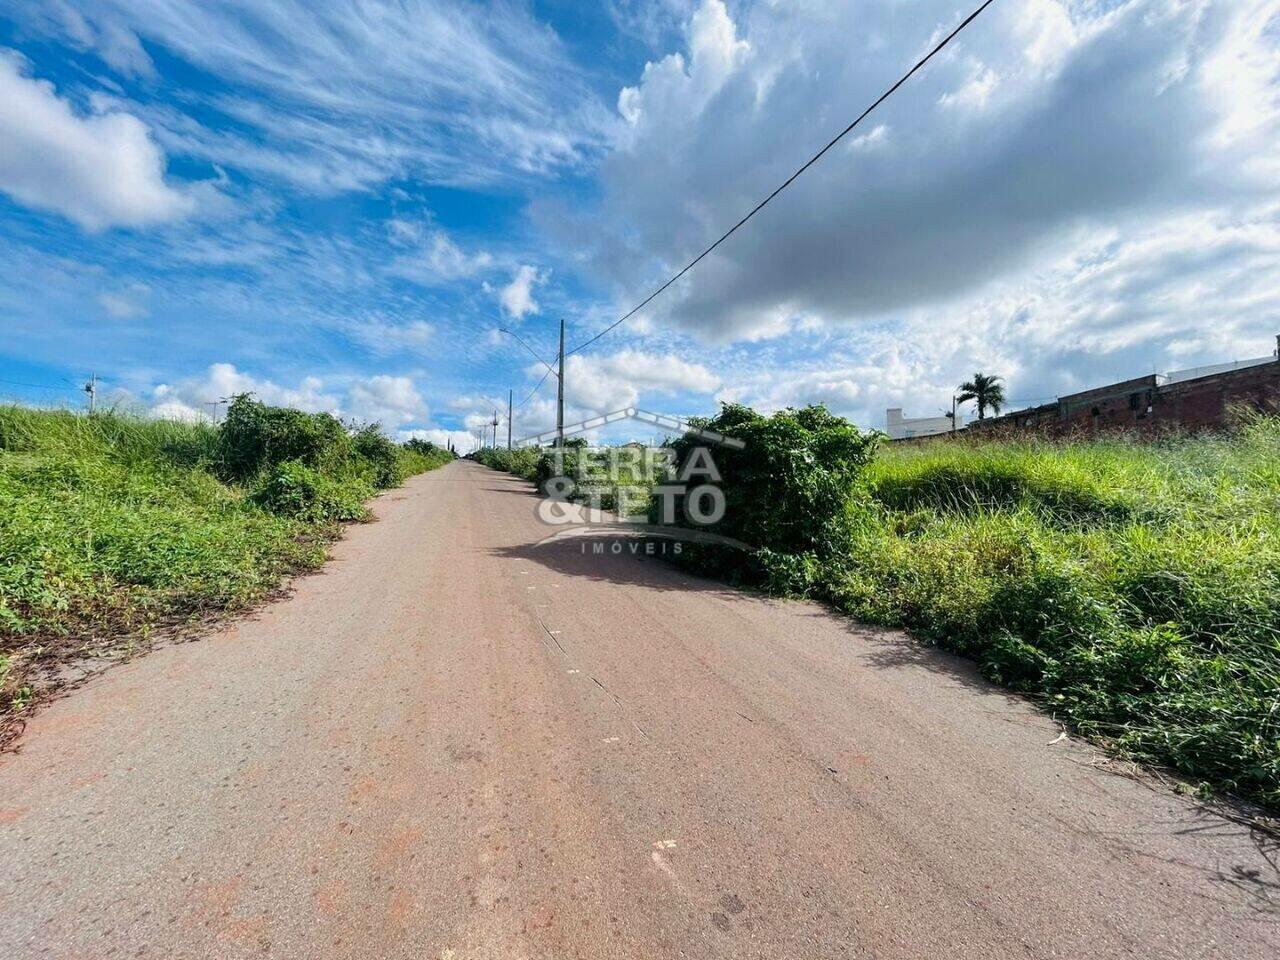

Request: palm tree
left=957, top=372, right=1006, bottom=420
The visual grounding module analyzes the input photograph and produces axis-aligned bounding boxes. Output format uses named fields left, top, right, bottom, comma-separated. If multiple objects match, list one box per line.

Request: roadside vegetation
left=473, top=440, right=658, bottom=514
left=476, top=408, right=1280, bottom=811
left=0, top=398, right=452, bottom=733
left=849, top=421, right=1279, bottom=811
left=472, top=445, right=543, bottom=482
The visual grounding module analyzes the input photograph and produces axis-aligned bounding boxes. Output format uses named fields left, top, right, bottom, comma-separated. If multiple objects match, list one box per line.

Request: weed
left=0, top=403, right=453, bottom=730
left=834, top=421, right=1280, bottom=809
left=250, top=460, right=373, bottom=523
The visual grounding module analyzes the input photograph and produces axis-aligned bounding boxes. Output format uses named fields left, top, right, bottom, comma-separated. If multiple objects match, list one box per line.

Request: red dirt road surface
left=1, top=461, right=1277, bottom=958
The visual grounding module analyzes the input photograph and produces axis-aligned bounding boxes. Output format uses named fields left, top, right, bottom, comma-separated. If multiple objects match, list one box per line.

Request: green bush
left=251, top=460, right=372, bottom=523
left=456, top=406, right=1280, bottom=808
left=473, top=445, right=546, bottom=482
left=664, top=403, right=880, bottom=586
left=477, top=442, right=666, bottom=518
left=351, top=424, right=404, bottom=489
left=0, top=416, right=329, bottom=710
left=217, top=393, right=353, bottom=481
left=217, top=394, right=447, bottom=494
left=0, top=402, right=452, bottom=725
left=399, top=439, right=454, bottom=476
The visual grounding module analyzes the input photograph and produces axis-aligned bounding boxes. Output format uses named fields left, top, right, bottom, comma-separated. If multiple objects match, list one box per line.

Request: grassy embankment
left=476, top=409, right=1280, bottom=811
left=0, top=399, right=452, bottom=729
left=844, top=423, right=1280, bottom=810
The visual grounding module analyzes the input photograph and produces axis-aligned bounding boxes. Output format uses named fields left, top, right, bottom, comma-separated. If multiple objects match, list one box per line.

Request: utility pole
left=951, top=395, right=958, bottom=434
left=83, top=373, right=97, bottom=414
left=204, top=396, right=229, bottom=424
left=556, top=318, right=565, bottom=448
left=507, top=389, right=513, bottom=450
left=491, top=409, right=500, bottom=449
left=495, top=321, right=564, bottom=447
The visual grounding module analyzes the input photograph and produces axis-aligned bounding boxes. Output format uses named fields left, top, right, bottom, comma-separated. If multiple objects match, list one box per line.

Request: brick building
left=970, top=337, right=1280, bottom=438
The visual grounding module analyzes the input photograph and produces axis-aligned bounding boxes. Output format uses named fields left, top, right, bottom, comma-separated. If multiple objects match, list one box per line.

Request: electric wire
left=516, top=366, right=554, bottom=409
left=567, top=0, right=998, bottom=357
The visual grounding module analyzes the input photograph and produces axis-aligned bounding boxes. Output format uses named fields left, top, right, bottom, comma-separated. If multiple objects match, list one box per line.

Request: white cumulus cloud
left=499, top=264, right=546, bottom=320
left=147, top=363, right=427, bottom=430
left=345, top=375, right=427, bottom=428
left=543, top=0, right=1280, bottom=349
left=0, top=51, right=193, bottom=230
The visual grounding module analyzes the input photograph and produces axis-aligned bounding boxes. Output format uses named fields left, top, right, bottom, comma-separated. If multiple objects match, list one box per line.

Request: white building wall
left=1161, top=355, right=1274, bottom=385
left=885, top=408, right=959, bottom=440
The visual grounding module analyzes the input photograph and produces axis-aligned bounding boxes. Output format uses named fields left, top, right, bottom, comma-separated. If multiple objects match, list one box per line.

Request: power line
left=498, top=327, right=557, bottom=378
left=0, top=377, right=71, bottom=392
left=516, top=366, right=554, bottom=409
left=499, top=319, right=567, bottom=444
left=567, top=0, right=998, bottom=357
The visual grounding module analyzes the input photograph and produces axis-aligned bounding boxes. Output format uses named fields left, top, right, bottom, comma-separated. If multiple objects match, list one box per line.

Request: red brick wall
left=969, top=359, right=1280, bottom=439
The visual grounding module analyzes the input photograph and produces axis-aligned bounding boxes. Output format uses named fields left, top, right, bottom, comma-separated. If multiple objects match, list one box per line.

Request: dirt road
left=1, top=460, right=1276, bottom=958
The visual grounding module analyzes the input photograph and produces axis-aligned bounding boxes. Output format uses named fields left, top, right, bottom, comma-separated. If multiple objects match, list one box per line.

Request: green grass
left=832, top=421, right=1280, bottom=809
left=0, top=404, right=452, bottom=729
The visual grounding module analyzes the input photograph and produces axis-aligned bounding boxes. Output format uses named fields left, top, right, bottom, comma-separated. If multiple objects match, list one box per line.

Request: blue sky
left=2, top=0, right=1279, bottom=451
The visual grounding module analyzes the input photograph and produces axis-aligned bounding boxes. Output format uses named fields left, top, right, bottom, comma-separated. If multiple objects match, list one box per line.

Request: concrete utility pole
left=491, top=409, right=500, bottom=449
left=496, top=324, right=562, bottom=446
left=83, top=373, right=96, bottom=414
left=556, top=318, right=565, bottom=448
left=507, top=389, right=513, bottom=450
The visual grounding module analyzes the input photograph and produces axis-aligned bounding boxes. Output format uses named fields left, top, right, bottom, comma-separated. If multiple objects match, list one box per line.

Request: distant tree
left=404, top=437, right=439, bottom=456
left=957, top=372, right=1006, bottom=420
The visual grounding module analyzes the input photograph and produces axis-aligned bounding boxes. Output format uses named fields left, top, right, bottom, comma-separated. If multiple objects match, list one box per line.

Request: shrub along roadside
left=477, top=404, right=1280, bottom=812
left=662, top=404, right=880, bottom=592
left=709, top=410, right=1279, bottom=812
left=0, top=402, right=453, bottom=733
left=250, top=461, right=373, bottom=523
left=472, top=445, right=544, bottom=481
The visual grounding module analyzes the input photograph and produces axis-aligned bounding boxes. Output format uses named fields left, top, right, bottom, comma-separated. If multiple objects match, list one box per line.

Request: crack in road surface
left=1, top=461, right=1276, bottom=959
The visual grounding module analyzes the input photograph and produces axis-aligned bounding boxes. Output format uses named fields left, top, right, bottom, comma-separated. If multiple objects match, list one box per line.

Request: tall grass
left=0, top=403, right=451, bottom=728
left=0, top=405, right=222, bottom=466
left=835, top=421, right=1280, bottom=809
